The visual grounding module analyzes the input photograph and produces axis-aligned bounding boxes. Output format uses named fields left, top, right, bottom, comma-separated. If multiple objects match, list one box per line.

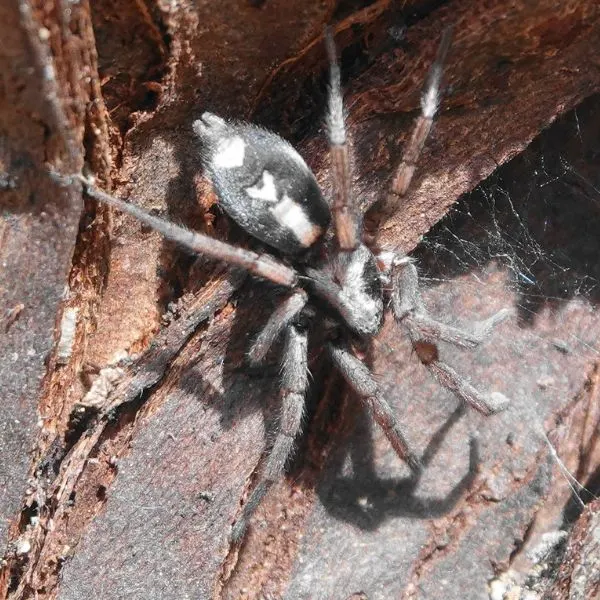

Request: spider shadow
left=113, top=96, right=600, bottom=535
left=148, top=131, right=484, bottom=530
left=317, top=403, right=479, bottom=530
left=170, top=274, right=294, bottom=441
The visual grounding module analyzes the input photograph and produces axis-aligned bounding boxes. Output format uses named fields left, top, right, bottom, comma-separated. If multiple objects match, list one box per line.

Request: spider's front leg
left=232, top=325, right=308, bottom=543
left=388, top=254, right=511, bottom=416
left=66, top=175, right=299, bottom=288
left=365, top=28, right=453, bottom=239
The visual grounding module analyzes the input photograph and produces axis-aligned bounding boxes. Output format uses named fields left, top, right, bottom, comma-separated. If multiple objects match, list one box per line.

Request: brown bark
left=551, top=497, right=600, bottom=600
left=1, top=1, right=600, bottom=598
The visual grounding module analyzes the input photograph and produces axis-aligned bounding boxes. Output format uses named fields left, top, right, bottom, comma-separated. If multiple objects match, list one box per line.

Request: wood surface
left=1, top=1, right=600, bottom=598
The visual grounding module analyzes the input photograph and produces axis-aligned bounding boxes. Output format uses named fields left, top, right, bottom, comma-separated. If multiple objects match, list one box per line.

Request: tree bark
left=1, top=1, right=600, bottom=598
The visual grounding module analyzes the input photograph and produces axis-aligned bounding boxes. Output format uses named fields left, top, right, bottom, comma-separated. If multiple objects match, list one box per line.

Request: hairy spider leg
left=328, top=342, right=421, bottom=472
left=370, top=27, right=453, bottom=233
left=232, top=326, right=308, bottom=543
left=390, top=257, right=510, bottom=416
left=325, top=28, right=359, bottom=251
left=72, top=175, right=299, bottom=288
left=247, top=290, right=308, bottom=366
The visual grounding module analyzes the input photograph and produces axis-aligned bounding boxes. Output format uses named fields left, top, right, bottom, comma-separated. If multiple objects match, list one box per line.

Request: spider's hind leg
left=389, top=256, right=511, bottom=416
left=61, top=174, right=299, bottom=288
left=328, top=342, right=421, bottom=473
left=367, top=28, right=453, bottom=235
left=325, top=28, right=360, bottom=251
left=232, top=325, right=308, bottom=543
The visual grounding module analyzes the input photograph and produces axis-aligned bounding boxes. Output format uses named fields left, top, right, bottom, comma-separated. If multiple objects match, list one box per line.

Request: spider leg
left=390, top=256, right=511, bottom=416
left=421, top=359, right=509, bottom=416
left=247, top=290, right=308, bottom=366
left=391, top=257, right=513, bottom=349
left=325, top=28, right=359, bottom=251
left=369, top=28, right=453, bottom=232
left=391, top=28, right=452, bottom=197
left=328, top=342, right=421, bottom=473
left=405, top=309, right=513, bottom=350
left=232, top=325, right=308, bottom=543
left=61, top=174, right=298, bottom=288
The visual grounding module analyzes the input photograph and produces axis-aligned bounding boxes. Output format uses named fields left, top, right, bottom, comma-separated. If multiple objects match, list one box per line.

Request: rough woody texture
left=1, top=1, right=600, bottom=599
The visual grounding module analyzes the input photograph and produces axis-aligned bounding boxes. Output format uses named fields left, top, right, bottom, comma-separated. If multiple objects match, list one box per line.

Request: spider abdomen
left=193, top=113, right=331, bottom=255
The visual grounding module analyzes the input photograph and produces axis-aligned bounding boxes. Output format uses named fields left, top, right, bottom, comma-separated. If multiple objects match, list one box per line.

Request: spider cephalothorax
left=75, top=28, right=510, bottom=542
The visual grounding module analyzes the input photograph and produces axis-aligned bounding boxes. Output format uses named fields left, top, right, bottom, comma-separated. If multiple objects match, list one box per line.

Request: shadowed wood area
left=1, top=1, right=600, bottom=598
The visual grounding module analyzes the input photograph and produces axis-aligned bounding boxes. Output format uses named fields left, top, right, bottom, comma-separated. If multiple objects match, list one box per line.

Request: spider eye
left=193, top=115, right=331, bottom=255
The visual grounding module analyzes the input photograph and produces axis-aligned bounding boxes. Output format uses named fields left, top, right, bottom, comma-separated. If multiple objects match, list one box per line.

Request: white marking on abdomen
left=214, top=136, right=246, bottom=168
left=246, top=170, right=322, bottom=246
left=246, top=170, right=278, bottom=203
left=271, top=195, right=322, bottom=246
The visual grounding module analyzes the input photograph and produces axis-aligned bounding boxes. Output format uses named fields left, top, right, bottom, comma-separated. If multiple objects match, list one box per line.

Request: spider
left=69, top=28, right=511, bottom=542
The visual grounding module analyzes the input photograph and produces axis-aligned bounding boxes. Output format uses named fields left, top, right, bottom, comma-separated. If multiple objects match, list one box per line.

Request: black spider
left=72, top=28, right=510, bottom=542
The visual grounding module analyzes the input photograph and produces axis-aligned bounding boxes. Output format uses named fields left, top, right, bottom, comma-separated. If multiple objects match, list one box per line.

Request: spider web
left=295, top=97, right=600, bottom=600
left=278, top=95, right=598, bottom=600
left=423, top=98, right=599, bottom=431
left=403, top=94, right=600, bottom=589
